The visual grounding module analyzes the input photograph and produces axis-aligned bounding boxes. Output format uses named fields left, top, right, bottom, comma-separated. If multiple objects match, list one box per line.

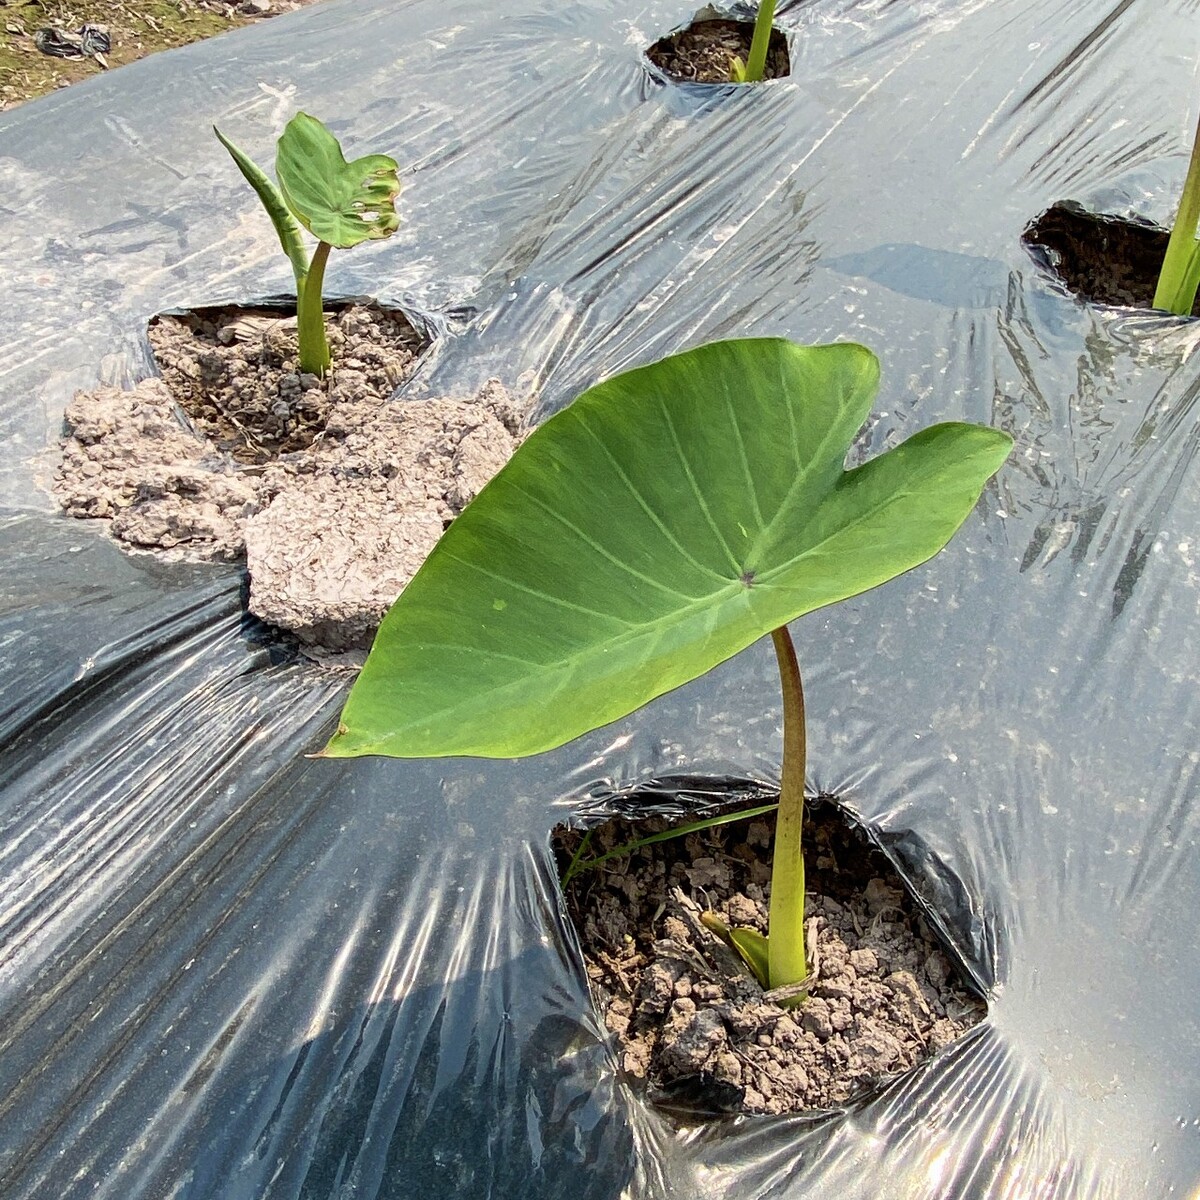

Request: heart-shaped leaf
left=324, top=339, right=1012, bottom=759
left=275, top=112, right=400, bottom=248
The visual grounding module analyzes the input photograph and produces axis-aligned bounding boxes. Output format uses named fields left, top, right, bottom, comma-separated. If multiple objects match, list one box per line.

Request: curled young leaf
left=213, top=124, right=310, bottom=288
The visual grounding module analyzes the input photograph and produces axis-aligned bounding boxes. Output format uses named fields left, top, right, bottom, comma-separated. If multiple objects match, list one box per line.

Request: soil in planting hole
left=1022, top=202, right=1200, bottom=316
left=148, top=303, right=426, bottom=464
left=645, top=18, right=790, bottom=85
left=555, top=796, right=985, bottom=1117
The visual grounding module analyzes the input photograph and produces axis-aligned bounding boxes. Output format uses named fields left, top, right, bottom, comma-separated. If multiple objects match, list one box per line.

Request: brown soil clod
left=645, top=16, right=790, bottom=85
left=1022, top=201, right=1200, bottom=317
left=555, top=796, right=985, bottom=1118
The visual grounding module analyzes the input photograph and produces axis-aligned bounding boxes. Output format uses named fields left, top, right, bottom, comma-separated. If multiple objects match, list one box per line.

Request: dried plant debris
left=55, top=303, right=532, bottom=649
left=556, top=799, right=985, bottom=1117
left=645, top=18, right=789, bottom=85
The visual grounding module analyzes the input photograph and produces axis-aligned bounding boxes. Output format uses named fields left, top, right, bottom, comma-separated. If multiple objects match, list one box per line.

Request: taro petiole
left=730, top=0, right=777, bottom=83
left=1154, top=105, right=1200, bottom=316
left=321, top=338, right=1013, bottom=1000
left=213, top=112, right=401, bottom=377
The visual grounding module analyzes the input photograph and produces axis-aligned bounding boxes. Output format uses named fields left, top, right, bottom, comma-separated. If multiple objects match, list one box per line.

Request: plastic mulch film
left=1, top=0, right=1199, bottom=1195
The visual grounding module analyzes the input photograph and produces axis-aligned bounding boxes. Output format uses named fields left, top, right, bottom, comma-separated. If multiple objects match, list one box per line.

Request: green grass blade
left=562, top=802, right=780, bottom=885
left=561, top=829, right=595, bottom=887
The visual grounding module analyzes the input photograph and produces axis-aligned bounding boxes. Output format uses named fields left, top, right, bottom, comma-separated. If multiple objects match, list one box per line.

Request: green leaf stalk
left=1154, top=106, right=1200, bottom=316
left=730, top=0, right=777, bottom=83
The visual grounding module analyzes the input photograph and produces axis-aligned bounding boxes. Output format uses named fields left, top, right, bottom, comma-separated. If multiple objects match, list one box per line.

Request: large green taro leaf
left=275, top=112, right=400, bottom=248
left=324, top=339, right=1012, bottom=759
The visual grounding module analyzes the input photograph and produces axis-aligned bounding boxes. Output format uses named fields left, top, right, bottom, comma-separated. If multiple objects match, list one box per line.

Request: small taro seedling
left=1154, top=106, right=1200, bottom=315
left=323, top=338, right=1012, bottom=997
left=214, top=112, right=401, bottom=376
left=730, top=0, right=776, bottom=83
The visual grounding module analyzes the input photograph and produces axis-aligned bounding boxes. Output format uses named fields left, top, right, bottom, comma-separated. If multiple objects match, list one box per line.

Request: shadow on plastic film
left=0, top=696, right=646, bottom=1200
left=184, top=981, right=637, bottom=1199
left=0, top=513, right=249, bottom=747
left=167, top=836, right=644, bottom=1200
left=822, top=244, right=1012, bottom=311
left=0, top=534, right=364, bottom=1200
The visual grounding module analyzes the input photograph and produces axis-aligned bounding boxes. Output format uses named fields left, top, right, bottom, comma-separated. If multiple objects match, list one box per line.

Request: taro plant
left=214, top=112, right=401, bottom=376
left=322, top=339, right=1012, bottom=997
left=1154, top=106, right=1200, bottom=315
left=730, top=0, right=776, bottom=83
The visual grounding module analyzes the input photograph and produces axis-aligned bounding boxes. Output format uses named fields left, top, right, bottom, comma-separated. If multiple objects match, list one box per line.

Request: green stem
left=743, top=0, right=777, bottom=84
left=767, top=624, right=807, bottom=990
left=1154, top=106, right=1200, bottom=315
left=297, top=240, right=332, bottom=377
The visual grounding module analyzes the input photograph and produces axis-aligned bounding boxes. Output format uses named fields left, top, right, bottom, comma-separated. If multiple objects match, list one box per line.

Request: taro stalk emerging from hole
left=213, top=112, right=401, bottom=377
left=322, top=339, right=1012, bottom=997
left=730, top=0, right=776, bottom=83
left=1154, top=106, right=1200, bottom=315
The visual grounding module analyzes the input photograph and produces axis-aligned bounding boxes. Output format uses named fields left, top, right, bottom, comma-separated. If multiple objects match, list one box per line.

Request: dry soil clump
left=55, top=304, right=531, bottom=650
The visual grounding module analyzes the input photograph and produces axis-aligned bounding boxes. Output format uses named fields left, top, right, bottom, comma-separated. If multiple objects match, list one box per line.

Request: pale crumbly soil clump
left=557, top=801, right=985, bottom=1117
left=55, top=304, right=531, bottom=650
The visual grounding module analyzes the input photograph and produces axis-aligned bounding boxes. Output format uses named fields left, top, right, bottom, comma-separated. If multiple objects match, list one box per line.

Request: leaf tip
left=317, top=721, right=353, bottom=758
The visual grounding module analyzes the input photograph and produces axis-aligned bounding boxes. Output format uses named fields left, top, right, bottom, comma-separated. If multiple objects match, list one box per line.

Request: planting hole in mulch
left=555, top=794, right=985, bottom=1118
left=54, top=301, right=534, bottom=650
left=1022, top=201, right=1200, bottom=316
left=148, top=301, right=426, bottom=464
left=645, top=17, right=790, bottom=85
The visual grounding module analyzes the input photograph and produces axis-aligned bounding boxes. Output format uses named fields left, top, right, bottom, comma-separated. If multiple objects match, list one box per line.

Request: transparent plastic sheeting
left=0, top=0, right=1198, bottom=1195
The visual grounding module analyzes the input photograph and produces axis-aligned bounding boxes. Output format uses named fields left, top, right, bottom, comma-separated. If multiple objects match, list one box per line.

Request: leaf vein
left=659, top=394, right=742, bottom=573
